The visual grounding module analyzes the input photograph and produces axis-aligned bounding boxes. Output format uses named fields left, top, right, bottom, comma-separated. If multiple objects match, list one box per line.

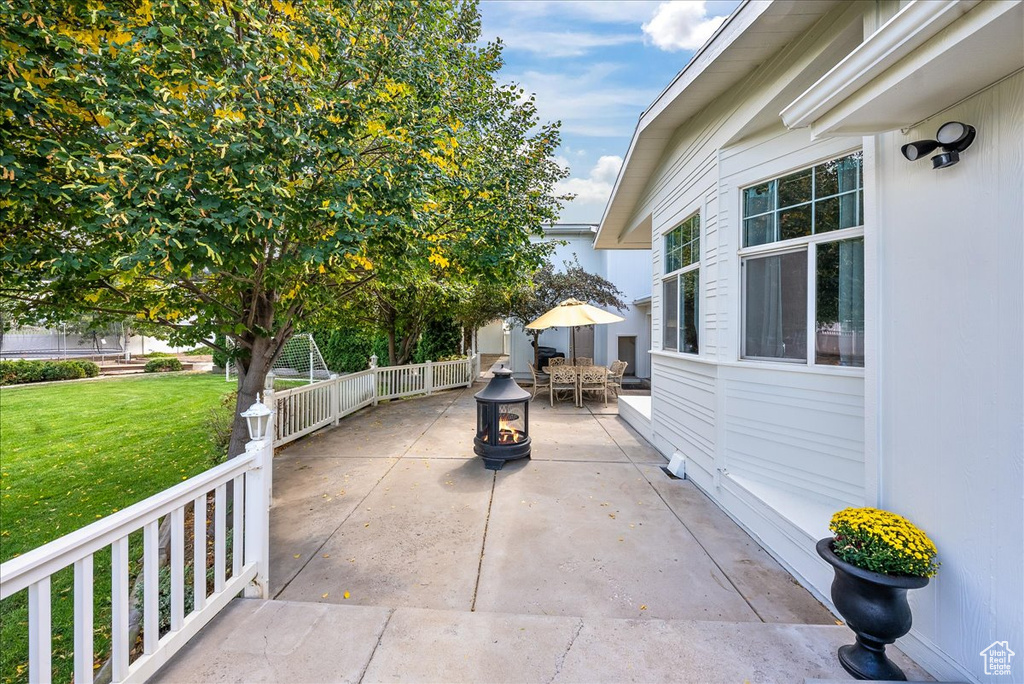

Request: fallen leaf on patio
left=322, top=593, right=329, bottom=598
left=322, top=553, right=330, bottom=558
left=364, top=523, right=370, bottom=527
left=348, top=558, right=356, bottom=562
left=343, top=591, right=350, bottom=599
left=608, top=513, right=616, bottom=519
left=618, top=537, right=624, bottom=542
left=629, top=524, right=635, bottom=528
left=293, top=554, right=301, bottom=558
left=640, top=605, right=647, bottom=610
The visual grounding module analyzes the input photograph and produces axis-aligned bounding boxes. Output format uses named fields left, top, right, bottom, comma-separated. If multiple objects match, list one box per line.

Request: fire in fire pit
left=474, top=368, right=531, bottom=470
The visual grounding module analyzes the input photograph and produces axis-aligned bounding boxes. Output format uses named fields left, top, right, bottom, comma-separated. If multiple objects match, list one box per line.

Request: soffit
left=782, top=0, right=1024, bottom=137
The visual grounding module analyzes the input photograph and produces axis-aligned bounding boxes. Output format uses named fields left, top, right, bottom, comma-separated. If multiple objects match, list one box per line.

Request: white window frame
left=661, top=211, right=701, bottom=355
left=738, top=152, right=865, bottom=368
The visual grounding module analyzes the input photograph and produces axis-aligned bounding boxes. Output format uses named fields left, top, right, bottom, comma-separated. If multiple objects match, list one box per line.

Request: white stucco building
left=596, top=2, right=1023, bottom=682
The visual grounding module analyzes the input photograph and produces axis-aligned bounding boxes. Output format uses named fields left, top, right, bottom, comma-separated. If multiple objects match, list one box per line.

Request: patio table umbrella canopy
left=526, top=298, right=625, bottom=363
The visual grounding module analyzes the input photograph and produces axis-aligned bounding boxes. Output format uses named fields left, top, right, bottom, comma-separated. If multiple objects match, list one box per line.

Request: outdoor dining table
left=542, top=364, right=608, bottom=407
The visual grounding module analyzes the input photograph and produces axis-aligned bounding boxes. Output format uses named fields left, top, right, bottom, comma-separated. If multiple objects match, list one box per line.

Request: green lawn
left=0, top=373, right=234, bottom=683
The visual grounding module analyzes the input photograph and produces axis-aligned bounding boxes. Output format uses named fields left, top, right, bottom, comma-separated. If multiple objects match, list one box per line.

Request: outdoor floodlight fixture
left=901, top=121, right=976, bottom=169
left=241, top=393, right=272, bottom=442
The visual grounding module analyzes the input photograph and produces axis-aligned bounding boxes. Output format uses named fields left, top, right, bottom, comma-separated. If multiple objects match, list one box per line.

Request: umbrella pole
left=571, top=327, right=577, bottom=364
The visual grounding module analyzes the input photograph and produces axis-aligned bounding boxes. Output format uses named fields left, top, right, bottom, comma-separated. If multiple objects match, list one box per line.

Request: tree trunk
left=387, top=330, right=398, bottom=367
left=532, top=331, right=541, bottom=367
left=226, top=334, right=278, bottom=459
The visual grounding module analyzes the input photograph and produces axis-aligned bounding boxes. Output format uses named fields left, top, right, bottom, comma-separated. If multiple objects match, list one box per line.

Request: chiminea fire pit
left=474, top=368, right=531, bottom=470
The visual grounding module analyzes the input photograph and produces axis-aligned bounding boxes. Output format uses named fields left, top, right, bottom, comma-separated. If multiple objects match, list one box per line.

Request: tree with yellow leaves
left=1, top=0, right=566, bottom=456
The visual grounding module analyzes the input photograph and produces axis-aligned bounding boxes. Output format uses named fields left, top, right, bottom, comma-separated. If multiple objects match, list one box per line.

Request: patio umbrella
left=526, top=298, right=625, bottom=363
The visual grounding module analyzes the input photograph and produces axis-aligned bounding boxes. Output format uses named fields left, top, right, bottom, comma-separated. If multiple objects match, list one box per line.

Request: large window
left=741, top=152, right=864, bottom=367
left=662, top=213, right=699, bottom=353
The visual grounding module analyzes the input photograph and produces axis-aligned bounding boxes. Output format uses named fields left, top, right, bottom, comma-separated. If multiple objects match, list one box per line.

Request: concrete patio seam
left=356, top=607, right=395, bottom=684
left=469, top=471, right=497, bottom=612
left=272, top=387, right=468, bottom=599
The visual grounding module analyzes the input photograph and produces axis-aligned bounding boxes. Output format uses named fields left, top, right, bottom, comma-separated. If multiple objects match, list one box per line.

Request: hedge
left=0, top=359, right=100, bottom=386
left=144, top=358, right=183, bottom=373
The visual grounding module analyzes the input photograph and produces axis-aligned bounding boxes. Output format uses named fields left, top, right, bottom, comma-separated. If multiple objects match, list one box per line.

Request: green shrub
left=308, top=328, right=388, bottom=373
left=212, top=333, right=229, bottom=370
left=182, top=347, right=210, bottom=356
left=144, top=358, right=183, bottom=373
left=67, top=360, right=100, bottom=377
left=0, top=360, right=92, bottom=385
left=414, top=318, right=461, bottom=364
left=141, top=352, right=176, bottom=359
left=202, top=390, right=237, bottom=465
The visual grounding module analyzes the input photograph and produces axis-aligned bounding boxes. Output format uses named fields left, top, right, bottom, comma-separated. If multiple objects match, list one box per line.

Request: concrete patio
left=154, top=382, right=929, bottom=683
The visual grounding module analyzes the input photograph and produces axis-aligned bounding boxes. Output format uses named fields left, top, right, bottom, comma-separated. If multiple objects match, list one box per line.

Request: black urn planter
left=817, top=538, right=929, bottom=681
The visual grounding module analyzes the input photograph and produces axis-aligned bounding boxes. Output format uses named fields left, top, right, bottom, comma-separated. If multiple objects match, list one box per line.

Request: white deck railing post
left=425, top=361, right=434, bottom=395
left=329, top=373, right=340, bottom=425
left=243, top=387, right=273, bottom=599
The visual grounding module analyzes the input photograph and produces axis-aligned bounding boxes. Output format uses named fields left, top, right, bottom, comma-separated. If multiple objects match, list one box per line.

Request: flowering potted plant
left=817, top=507, right=938, bottom=681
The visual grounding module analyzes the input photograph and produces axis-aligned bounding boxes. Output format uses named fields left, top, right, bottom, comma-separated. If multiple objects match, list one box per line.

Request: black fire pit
left=474, top=368, right=531, bottom=470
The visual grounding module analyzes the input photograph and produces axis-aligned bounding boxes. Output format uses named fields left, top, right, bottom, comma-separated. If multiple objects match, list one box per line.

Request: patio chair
left=579, top=365, right=608, bottom=406
left=528, top=362, right=550, bottom=400
left=607, top=360, right=628, bottom=398
left=546, top=357, right=567, bottom=369
left=575, top=356, right=594, bottom=367
left=549, top=365, right=579, bottom=407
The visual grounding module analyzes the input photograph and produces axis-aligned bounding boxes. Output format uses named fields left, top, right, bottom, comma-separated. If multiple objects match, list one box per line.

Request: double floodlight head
left=901, top=121, right=976, bottom=169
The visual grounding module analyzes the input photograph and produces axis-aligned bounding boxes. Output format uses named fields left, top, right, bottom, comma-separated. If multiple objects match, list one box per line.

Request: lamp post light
left=241, top=394, right=272, bottom=450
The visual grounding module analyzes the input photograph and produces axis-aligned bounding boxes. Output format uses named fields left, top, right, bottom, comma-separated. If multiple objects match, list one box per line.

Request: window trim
left=661, top=211, right=701, bottom=355
left=737, top=152, right=865, bottom=368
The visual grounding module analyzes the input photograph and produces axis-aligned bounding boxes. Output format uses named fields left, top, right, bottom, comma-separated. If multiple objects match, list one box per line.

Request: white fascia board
left=780, top=0, right=980, bottom=130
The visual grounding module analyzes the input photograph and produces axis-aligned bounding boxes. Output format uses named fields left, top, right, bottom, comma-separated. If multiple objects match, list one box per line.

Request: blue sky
left=478, top=0, right=741, bottom=223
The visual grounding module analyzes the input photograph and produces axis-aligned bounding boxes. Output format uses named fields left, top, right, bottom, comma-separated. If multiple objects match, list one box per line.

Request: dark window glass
left=744, top=251, right=807, bottom=360
left=682, top=270, right=699, bottom=354
left=662, top=278, right=678, bottom=351
left=744, top=214, right=775, bottom=247
left=778, top=169, right=812, bottom=208
left=779, top=204, right=812, bottom=241
left=815, top=239, right=864, bottom=367
left=744, top=182, right=775, bottom=216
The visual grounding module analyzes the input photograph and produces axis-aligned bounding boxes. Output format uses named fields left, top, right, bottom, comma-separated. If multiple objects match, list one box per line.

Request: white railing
left=273, top=354, right=479, bottom=447
left=0, top=400, right=274, bottom=684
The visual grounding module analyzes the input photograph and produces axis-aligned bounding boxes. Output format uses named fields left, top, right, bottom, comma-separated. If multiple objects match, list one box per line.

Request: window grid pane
left=741, top=152, right=863, bottom=248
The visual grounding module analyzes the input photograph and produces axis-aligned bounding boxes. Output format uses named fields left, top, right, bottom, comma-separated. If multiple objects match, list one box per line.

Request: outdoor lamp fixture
left=241, top=394, right=272, bottom=442
left=901, top=121, right=976, bottom=169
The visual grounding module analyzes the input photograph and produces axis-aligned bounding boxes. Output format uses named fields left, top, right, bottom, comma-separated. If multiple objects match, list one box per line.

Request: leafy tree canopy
left=0, top=0, right=566, bottom=454
left=507, top=256, right=628, bottom=364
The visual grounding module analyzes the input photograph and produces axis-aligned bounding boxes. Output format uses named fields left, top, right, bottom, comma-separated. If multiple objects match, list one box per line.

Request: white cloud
left=642, top=1, right=728, bottom=52
left=556, top=155, right=623, bottom=204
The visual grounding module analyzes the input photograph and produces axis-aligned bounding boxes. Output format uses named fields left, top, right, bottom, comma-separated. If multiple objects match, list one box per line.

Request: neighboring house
left=495, top=223, right=652, bottom=380
left=595, top=2, right=1022, bottom=682
left=0, top=324, right=193, bottom=359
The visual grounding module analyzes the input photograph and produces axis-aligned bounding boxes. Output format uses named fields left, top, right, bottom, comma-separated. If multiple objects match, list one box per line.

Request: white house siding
left=635, top=4, right=870, bottom=596
left=602, top=1, right=1022, bottom=680
left=871, top=72, right=1024, bottom=682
